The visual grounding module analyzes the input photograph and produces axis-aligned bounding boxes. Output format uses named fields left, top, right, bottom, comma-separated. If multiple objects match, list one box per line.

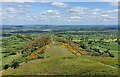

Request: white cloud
left=39, top=0, right=50, bottom=3
left=25, top=15, right=49, bottom=22
left=2, top=15, right=16, bottom=21
left=94, top=9, right=101, bottom=11
left=39, top=10, right=61, bottom=20
left=51, top=15, right=61, bottom=18
left=2, top=0, right=119, bottom=2
left=40, top=10, right=60, bottom=16
left=90, top=0, right=119, bottom=2
left=92, top=12, right=97, bottom=15
left=68, top=19, right=79, bottom=22
left=47, top=10, right=60, bottom=14
left=70, top=16, right=81, bottom=20
left=67, top=7, right=88, bottom=14
left=2, top=1, right=118, bottom=25
left=3, top=7, right=26, bottom=14
left=18, top=4, right=32, bottom=7
left=101, top=14, right=117, bottom=19
left=105, top=9, right=118, bottom=14
left=66, top=6, right=117, bottom=23
left=2, top=0, right=35, bottom=2
left=91, top=9, right=104, bottom=15
left=109, top=2, right=118, bottom=6
left=25, top=4, right=32, bottom=7
left=51, top=2, right=68, bottom=8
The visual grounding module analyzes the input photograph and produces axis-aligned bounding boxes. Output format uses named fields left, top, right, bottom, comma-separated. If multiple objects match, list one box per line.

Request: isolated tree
left=11, top=60, right=19, bottom=69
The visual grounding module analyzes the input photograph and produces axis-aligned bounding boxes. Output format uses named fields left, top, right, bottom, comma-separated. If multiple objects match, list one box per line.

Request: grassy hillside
left=3, top=45, right=118, bottom=75
left=1, top=29, right=119, bottom=76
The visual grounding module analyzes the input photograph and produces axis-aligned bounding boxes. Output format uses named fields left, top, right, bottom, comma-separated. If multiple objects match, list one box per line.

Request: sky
left=1, top=0, right=119, bottom=2
left=1, top=1, right=118, bottom=25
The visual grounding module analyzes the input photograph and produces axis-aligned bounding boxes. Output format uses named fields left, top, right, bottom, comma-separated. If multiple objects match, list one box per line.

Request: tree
left=93, top=48, right=101, bottom=54
left=104, top=49, right=110, bottom=53
left=79, top=42, right=88, bottom=49
left=11, top=60, right=19, bottom=69
left=88, top=41, right=92, bottom=44
left=109, top=53, right=114, bottom=57
left=103, top=49, right=114, bottom=57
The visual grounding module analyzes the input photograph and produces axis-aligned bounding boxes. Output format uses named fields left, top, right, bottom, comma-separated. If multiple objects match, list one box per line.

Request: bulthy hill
left=2, top=36, right=118, bottom=75
left=20, top=36, right=89, bottom=59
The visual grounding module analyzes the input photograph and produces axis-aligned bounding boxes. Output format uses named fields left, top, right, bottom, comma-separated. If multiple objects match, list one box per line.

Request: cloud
left=90, top=0, right=119, bottom=2
left=2, top=15, right=16, bottom=21
left=2, top=1, right=118, bottom=25
left=3, top=7, right=26, bottom=14
left=2, top=0, right=120, bottom=2
left=101, top=14, right=117, bottom=20
left=25, top=14, right=50, bottom=22
left=39, top=10, right=61, bottom=21
left=109, top=2, right=120, bottom=7
left=51, top=2, right=68, bottom=8
left=26, top=16, right=35, bottom=21
left=107, top=9, right=118, bottom=13
left=40, top=10, right=60, bottom=16
left=67, top=7, right=88, bottom=14
left=70, top=16, right=81, bottom=20
left=39, top=0, right=51, bottom=3
left=66, top=6, right=117, bottom=23
left=18, top=4, right=32, bottom=7
left=2, top=0, right=35, bottom=2
left=68, top=19, right=79, bottom=22
left=47, top=10, right=60, bottom=14
left=109, top=2, right=118, bottom=6
left=50, top=15, right=61, bottom=18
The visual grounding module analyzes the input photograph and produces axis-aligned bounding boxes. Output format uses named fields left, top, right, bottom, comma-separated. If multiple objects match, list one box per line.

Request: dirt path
left=45, top=45, right=74, bottom=57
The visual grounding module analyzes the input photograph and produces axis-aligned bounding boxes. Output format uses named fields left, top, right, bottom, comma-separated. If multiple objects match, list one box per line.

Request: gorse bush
left=21, top=37, right=52, bottom=57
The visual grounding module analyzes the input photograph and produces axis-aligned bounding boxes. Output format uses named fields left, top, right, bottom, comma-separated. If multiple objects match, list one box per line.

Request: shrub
left=37, top=55, right=44, bottom=59
left=103, top=50, right=114, bottom=58
left=11, top=60, right=19, bottom=69
left=10, top=52, right=16, bottom=55
left=109, top=53, right=114, bottom=58
left=101, top=52, right=110, bottom=57
left=93, top=48, right=101, bottom=54
left=3, top=64, right=10, bottom=70
left=88, top=41, right=92, bottom=44
left=79, top=43, right=88, bottom=49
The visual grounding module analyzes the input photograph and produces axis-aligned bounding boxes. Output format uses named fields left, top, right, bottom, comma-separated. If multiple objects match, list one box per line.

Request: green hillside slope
left=3, top=45, right=118, bottom=75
